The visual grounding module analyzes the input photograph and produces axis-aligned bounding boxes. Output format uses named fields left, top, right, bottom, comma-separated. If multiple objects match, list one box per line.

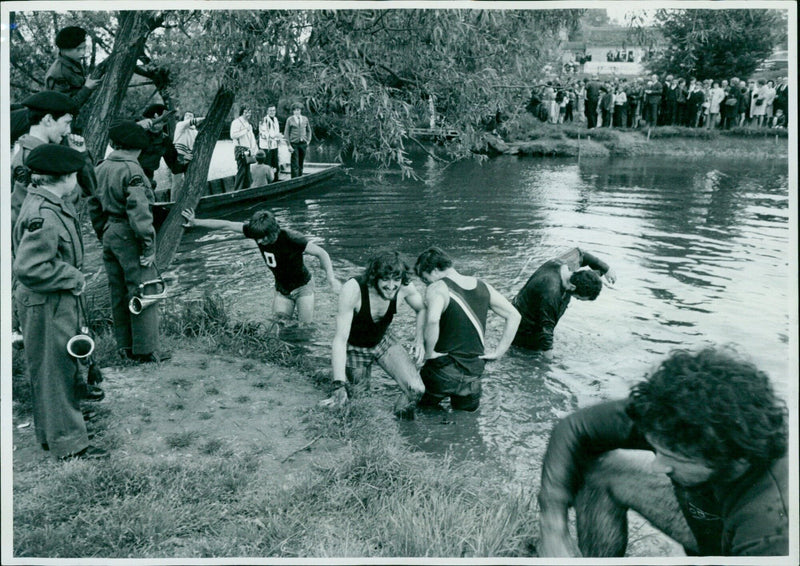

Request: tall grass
left=14, top=398, right=538, bottom=558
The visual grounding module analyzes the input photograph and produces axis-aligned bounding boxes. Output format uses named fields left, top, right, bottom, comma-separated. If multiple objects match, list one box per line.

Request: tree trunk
left=80, top=11, right=155, bottom=160
left=155, top=85, right=235, bottom=269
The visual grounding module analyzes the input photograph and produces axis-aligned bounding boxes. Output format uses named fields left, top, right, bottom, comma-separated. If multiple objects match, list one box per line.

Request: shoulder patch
left=27, top=217, right=45, bottom=232
left=128, top=175, right=145, bottom=187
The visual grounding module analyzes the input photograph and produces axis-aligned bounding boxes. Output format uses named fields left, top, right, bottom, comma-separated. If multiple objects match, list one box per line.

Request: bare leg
left=377, top=343, right=425, bottom=414
left=295, top=292, right=315, bottom=324
left=272, top=293, right=295, bottom=320
left=574, top=450, right=698, bottom=557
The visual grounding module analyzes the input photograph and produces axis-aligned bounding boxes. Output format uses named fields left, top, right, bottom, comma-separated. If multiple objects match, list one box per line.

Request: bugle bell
left=128, top=277, right=167, bottom=315
left=67, top=328, right=95, bottom=360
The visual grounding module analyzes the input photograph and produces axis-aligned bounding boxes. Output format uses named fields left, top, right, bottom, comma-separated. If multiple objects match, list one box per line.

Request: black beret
left=21, top=91, right=78, bottom=115
left=142, top=104, right=168, bottom=119
left=108, top=120, right=150, bottom=150
left=55, top=26, right=87, bottom=49
left=25, top=144, right=86, bottom=175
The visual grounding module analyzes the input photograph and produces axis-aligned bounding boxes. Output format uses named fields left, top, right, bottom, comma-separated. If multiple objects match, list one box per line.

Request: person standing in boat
left=258, top=104, right=282, bottom=183
left=181, top=207, right=341, bottom=323
left=230, top=105, right=258, bottom=191
left=284, top=102, right=313, bottom=178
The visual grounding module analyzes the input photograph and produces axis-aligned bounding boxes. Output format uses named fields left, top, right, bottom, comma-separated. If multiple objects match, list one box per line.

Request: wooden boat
left=153, top=162, right=342, bottom=217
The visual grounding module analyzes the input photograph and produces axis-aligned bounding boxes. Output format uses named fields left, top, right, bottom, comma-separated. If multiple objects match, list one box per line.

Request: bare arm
left=421, top=281, right=448, bottom=360
left=331, top=280, right=359, bottom=384
left=181, top=208, right=244, bottom=234
left=481, top=284, right=521, bottom=361
left=305, top=242, right=341, bottom=293
left=402, top=281, right=428, bottom=364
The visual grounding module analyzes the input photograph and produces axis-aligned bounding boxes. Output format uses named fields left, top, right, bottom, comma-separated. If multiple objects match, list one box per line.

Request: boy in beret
left=89, top=121, right=170, bottom=364
left=11, top=91, right=78, bottom=227
left=136, top=103, right=186, bottom=197
left=13, top=144, right=107, bottom=460
left=45, top=25, right=103, bottom=110
left=10, top=92, right=97, bottom=347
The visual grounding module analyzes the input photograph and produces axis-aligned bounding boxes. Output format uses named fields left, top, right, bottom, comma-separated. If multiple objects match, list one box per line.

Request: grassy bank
left=496, top=116, right=789, bottom=159
left=11, top=295, right=538, bottom=558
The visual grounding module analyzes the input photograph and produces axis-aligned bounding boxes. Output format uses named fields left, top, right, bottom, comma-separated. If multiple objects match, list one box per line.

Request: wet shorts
left=419, top=355, right=482, bottom=411
left=277, top=275, right=314, bottom=300
left=345, top=332, right=396, bottom=383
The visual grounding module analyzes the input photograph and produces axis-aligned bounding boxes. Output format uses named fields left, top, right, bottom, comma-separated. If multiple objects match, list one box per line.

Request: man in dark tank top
left=322, top=251, right=426, bottom=418
left=414, top=247, right=520, bottom=411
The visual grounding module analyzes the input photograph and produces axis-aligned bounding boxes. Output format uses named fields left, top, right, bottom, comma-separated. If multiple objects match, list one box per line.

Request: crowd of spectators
left=528, top=74, right=789, bottom=130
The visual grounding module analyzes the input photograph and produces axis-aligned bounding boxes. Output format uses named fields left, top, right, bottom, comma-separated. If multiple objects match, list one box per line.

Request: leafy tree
left=9, top=8, right=583, bottom=271
left=645, top=9, right=786, bottom=80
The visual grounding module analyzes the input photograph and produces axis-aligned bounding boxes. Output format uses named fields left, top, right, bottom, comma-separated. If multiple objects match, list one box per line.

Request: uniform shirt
left=284, top=114, right=312, bottom=144
left=91, top=151, right=156, bottom=256
left=248, top=228, right=310, bottom=295
left=434, top=278, right=490, bottom=375
left=13, top=185, right=85, bottom=295
left=10, top=135, right=97, bottom=229
left=539, top=399, right=789, bottom=556
left=513, top=247, right=609, bottom=351
left=44, top=55, right=93, bottom=109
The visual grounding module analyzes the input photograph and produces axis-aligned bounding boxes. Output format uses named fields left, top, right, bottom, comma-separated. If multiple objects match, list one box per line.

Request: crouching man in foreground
left=537, top=346, right=788, bottom=557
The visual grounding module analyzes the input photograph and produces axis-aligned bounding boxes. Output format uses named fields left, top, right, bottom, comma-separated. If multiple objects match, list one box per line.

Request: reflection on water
left=171, top=153, right=791, bottom=483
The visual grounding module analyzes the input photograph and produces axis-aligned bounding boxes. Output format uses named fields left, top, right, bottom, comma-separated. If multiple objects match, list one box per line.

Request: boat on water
left=153, top=162, right=342, bottom=219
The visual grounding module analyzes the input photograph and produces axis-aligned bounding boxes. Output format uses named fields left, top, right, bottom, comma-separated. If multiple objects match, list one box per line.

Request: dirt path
left=13, top=350, right=344, bottom=477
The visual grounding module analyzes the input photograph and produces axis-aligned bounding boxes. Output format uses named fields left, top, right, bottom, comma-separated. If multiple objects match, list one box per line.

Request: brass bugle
left=67, top=333, right=95, bottom=359
left=129, top=278, right=167, bottom=315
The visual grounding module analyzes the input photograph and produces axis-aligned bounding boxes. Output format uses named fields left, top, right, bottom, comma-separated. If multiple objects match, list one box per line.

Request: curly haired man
left=537, top=346, right=788, bottom=557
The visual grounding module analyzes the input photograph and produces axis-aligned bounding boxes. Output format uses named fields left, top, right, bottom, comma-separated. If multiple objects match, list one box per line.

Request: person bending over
left=537, top=346, right=788, bottom=557
left=512, top=247, right=615, bottom=351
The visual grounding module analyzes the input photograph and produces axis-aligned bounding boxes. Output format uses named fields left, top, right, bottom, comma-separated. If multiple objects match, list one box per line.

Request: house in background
left=562, top=24, right=664, bottom=77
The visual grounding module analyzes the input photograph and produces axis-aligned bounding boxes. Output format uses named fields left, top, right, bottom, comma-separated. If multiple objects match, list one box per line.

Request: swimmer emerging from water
left=182, top=207, right=340, bottom=323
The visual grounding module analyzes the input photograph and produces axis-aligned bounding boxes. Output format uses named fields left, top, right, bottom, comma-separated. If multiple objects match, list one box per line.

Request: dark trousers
left=646, top=101, right=660, bottom=126
left=614, top=106, right=627, bottom=127
left=586, top=99, right=598, bottom=128
left=234, top=146, right=252, bottom=191
left=290, top=141, right=308, bottom=178
left=102, top=222, right=159, bottom=356
left=265, top=148, right=279, bottom=181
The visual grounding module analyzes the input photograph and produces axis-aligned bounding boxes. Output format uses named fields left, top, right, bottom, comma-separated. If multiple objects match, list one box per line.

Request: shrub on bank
left=646, top=126, right=719, bottom=139
left=725, top=125, right=788, bottom=138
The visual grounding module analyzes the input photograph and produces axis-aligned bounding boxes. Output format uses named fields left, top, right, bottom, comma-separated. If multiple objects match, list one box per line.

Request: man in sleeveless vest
left=13, top=144, right=106, bottom=460
left=324, top=251, right=426, bottom=418
left=414, top=247, right=520, bottom=411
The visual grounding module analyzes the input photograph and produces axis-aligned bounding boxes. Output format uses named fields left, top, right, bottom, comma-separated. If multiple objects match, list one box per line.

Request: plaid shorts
left=346, top=332, right=397, bottom=384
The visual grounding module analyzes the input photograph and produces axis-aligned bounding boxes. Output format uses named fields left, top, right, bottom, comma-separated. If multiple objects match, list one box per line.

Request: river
left=168, top=145, right=792, bottom=484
